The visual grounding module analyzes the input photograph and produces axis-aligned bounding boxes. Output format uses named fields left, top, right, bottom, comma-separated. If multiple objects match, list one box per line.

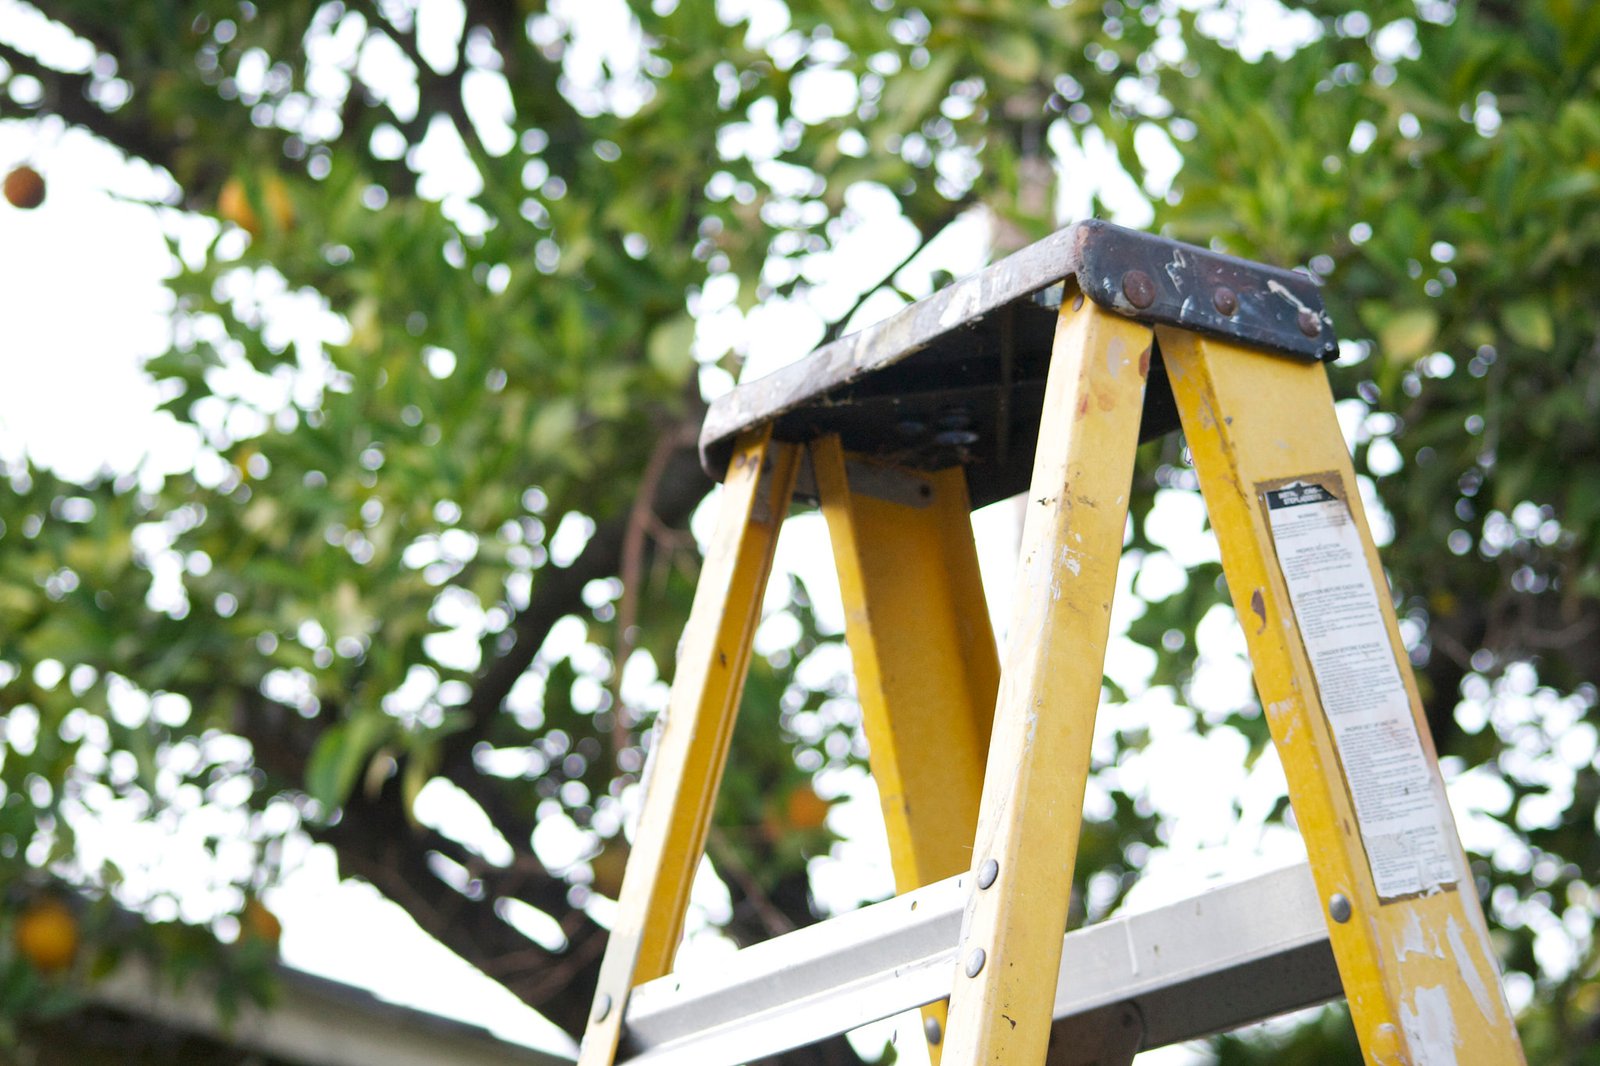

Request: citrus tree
left=1, top=1, right=1596, bottom=1061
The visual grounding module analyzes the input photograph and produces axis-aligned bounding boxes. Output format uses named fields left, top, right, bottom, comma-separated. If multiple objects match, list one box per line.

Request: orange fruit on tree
left=262, top=177, right=295, bottom=230
left=219, top=177, right=260, bottom=235
left=4, top=165, right=45, bottom=209
left=13, top=896, right=78, bottom=973
left=589, top=841, right=630, bottom=900
left=240, top=897, right=282, bottom=951
left=760, top=783, right=833, bottom=841
left=219, top=175, right=294, bottom=236
left=784, top=783, right=830, bottom=831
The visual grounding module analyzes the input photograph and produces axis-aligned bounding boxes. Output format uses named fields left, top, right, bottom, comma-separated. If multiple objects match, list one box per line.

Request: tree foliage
left=0, top=0, right=1597, bottom=1060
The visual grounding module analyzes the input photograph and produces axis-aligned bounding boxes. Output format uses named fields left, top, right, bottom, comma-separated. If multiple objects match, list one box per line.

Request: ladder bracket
left=1070, top=219, right=1337, bottom=363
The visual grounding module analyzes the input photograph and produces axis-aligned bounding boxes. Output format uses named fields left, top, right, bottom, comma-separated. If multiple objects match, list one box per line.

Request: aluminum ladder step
left=619, top=861, right=1340, bottom=1065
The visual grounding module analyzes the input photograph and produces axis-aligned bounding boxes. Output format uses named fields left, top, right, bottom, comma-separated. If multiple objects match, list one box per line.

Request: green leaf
left=528, top=398, right=580, bottom=458
left=1375, top=307, right=1440, bottom=360
left=304, top=714, right=391, bottom=810
left=880, top=49, right=960, bottom=135
left=1502, top=300, right=1554, bottom=350
left=647, top=313, right=698, bottom=379
left=985, top=33, right=1042, bottom=83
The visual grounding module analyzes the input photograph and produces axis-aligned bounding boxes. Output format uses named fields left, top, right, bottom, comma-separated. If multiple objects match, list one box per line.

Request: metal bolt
left=977, top=858, right=999, bottom=890
left=1298, top=308, right=1322, bottom=337
left=937, top=407, right=973, bottom=430
left=924, top=1014, right=943, bottom=1045
left=1328, top=894, right=1353, bottom=924
left=1121, top=270, right=1156, bottom=310
left=1213, top=286, right=1238, bottom=316
left=935, top=429, right=980, bottom=447
left=594, top=992, right=614, bottom=1022
left=965, top=947, right=987, bottom=978
left=896, top=419, right=927, bottom=437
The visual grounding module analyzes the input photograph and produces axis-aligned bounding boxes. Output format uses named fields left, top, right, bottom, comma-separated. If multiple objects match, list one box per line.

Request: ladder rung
left=620, top=862, right=1339, bottom=1065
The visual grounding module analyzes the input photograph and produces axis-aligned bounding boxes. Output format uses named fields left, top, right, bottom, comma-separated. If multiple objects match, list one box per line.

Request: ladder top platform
left=700, top=220, right=1336, bottom=508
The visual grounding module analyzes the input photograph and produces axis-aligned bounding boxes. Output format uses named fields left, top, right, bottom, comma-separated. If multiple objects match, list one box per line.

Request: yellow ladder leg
left=941, top=293, right=1154, bottom=1064
left=813, top=436, right=1000, bottom=1059
left=577, top=428, right=800, bottom=1066
left=1159, top=326, right=1525, bottom=1065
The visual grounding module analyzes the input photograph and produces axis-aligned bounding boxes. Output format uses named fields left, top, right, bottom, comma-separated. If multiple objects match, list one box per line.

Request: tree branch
left=0, top=40, right=180, bottom=180
left=439, top=412, right=711, bottom=780
left=817, top=202, right=974, bottom=347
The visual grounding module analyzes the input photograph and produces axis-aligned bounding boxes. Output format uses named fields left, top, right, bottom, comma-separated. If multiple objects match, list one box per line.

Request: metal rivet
left=965, top=947, right=987, bottom=978
left=977, top=858, right=999, bottom=890
left=594, top=992, right=613, bottom=1022
left=1072, top=292, right=1085, bottom=311
left=1213, top=286, right=1238, bottom=316
left=1328, top=894, right=1353, bottom=924
left=934, top=429, right=980, bottom=447
left=1122, top=270, right=1156, bottom=310
left=1298, top=308, right=1322, bottom=337
left=924, top=1014, right=942, bottom=1045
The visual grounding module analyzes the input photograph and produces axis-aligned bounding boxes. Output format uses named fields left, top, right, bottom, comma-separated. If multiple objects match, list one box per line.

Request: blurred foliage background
left=0, top=0, right=1597, bottom=1061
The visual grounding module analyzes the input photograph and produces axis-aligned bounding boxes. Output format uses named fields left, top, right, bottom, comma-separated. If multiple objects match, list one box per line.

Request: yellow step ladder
left=575, top=221, right=1527, bottom=1066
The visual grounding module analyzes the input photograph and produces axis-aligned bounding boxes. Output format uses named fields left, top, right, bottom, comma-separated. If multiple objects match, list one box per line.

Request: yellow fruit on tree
left=13, top=897, right=78, bottom=973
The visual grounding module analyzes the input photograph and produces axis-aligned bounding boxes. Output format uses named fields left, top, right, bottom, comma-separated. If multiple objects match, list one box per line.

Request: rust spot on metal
left=1121, top=269, right=1156, bottom=309
left=1096, top=386, right=1116, bottom=412
left=1077, top=394, right=1090, bottom=419
left=1138, top=345, right=1151, bottom=378
left=1250, top=588, right=1267, bottom=633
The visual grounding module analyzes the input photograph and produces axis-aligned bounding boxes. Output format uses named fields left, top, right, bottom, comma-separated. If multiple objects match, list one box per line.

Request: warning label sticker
left=1262, top=477, right=1457, bottom=900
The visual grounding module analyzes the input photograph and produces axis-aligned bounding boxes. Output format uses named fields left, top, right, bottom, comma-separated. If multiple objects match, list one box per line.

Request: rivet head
left=937, top=406, right=973, bottom=430
left=1329, top=893, right=1353, bottom=923
left=1298, top=308, right=1322, bottom=337
left=965, top=947, right=987, bottom=978
left=923, top=1014, right=942, bottom=1045
left=593, top=992, right=613, bottom=1022
left=1122, top=270, right=1156, bottom=310
left=977, top=858, right=999, bottom=890
left=1371, top=1022, right=1404, bottom=1061
left=1213, top=286, right=1238, bottom=316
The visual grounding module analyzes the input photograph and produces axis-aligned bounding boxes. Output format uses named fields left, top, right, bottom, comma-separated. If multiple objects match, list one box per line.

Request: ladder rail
left=1160, top=327, right=1525, bottom=1063
left=576, top=429, right=801, bottom=1066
